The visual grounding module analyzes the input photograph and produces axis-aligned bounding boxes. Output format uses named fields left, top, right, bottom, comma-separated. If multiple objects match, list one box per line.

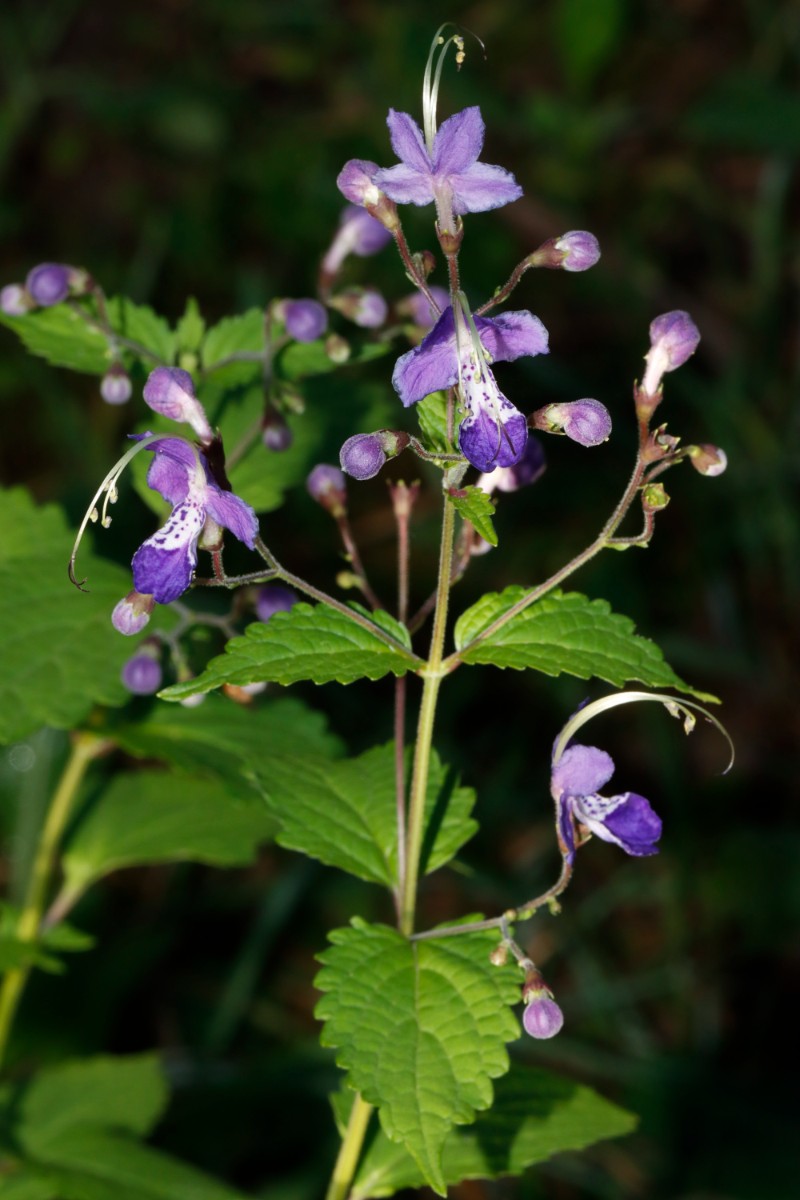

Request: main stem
left=324, top=1093, right=374, bottom=1200
left=0, top=732, right=106, bottom=1071
left=399, top=490, right=457, bottom=936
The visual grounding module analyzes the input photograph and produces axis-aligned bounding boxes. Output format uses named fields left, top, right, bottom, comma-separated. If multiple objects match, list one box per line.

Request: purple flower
left=374, top=107, right=522, bottom=231
left=1, top=284, right=32, bottom=316
left=100, top=367, right=132, bottom=406
left=522, top=986, right=564, bottom=1040
left=111, top=590, right=155, bottom=636
left=322, top=206, right=392, bottom=278
left=336, top=159, right=383, bottom=207
left=25, top=263, right=73, bottom=307
left=477, top=434, right=546, bottom=494
left=641, top=310, right=700, bottom=396
left=143, top=367, right=214, bottom=443
left=340, top=433, right=386, bottom=480
left=122, top=651, right=163, bottom=695
left=393, top=303, right=549, bottom=473
left=256, top=585, right=299, bottom=623
left=283, top=299, right=328, bottom=343
left=551, top=743, right=662, bottom=863
left=306, top=463, right=347, bottom=516
left=331, top=287, right=388, bottom=330
left=400, top=285, right=450, bottom=329
left=535, top=399, right=612, bottom=446
left=554, top=231, right=601, bottom=272
left=131, top=437, right=258, bottom=605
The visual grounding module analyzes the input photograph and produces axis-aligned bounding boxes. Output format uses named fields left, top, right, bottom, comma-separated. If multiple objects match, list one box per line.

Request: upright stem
left=399, top=491, right=457, bottom=936
left=0, top=732, right=107, bottom=1070
left=325, top=1093, right=374, bottom=1200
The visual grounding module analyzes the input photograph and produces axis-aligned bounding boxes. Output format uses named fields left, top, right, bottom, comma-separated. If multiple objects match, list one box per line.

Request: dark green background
left=1, top=1, right=798, bottom=1197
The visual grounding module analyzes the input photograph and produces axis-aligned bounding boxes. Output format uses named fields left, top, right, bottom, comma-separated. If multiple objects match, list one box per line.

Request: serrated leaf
left=454, top=589, right=715, bottom=700
left=106, top=297, right=174, bottom=364
left=0, top=306, right=110, bottom=373
left=276, top=338, right=389, bottom=382
left=447, top=486, right=498, bottom=546
left=112, top=694, right=342, bottom=787
left=415, top=391, right=451, bottom=454
left=261, top=743, right=476, bottom=887
left=174, top=297, right=205, bottom=354
left=160, top=603, right=420, bottom=700
left=62, top=770, right=276, bottom=895
left=18, top=1055, right=167, bottom=1149
left=0, top=489, right=178, bottom=744
left=202, top=309, right=264, bottom=372
left=334, top=1062, right=637, bottom=1198
left=315, top=920, right=519, bottom=1195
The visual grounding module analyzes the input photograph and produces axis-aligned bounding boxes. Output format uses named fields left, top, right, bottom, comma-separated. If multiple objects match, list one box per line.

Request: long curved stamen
left=454, top=292, right=516, bottom=460
left=552, top=690, right=734, bottom=774
left=422, top=25, right=465, bottom=155
left=68, top=434, right=204, bottom=591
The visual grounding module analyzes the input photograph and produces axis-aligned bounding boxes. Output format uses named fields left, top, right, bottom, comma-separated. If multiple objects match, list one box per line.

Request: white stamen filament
left=422, top=24, right=465, bottom=155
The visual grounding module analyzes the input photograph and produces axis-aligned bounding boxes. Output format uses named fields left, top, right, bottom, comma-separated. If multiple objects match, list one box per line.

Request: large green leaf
left=62, top=770, right=276, bottom=896
left=106, top=297, right=174, bottom=365
left=0, top=306, right=110, bottom=373
left=160, top=603, right=420, bottom=700
left=0, top=488, right=177, bottom=744
left=261, top=743, right=476, bottom=887
left=333, top=1062, right=637, bottom=1197
left=315, top=920, right=519, bottom=1195
left=202, top=308, right=264, bottom=372
left=112, top=694, right=342, bottom=786
left=453, top=588, right=715, bottom=700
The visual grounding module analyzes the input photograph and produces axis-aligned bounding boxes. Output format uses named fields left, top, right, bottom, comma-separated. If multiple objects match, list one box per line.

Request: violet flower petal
left=385, top=109, right=431, bottom=173
left=459, top=397, right=527, bottom=472
left=392, top=307, right=460, bottom=406
left=431, top=106, right=484, bottom=174
left=552, top=743, right=616, bottom=798
left=475, top=310, right=549, bottom=362
left=374, top=162, right=434, bottom=206
left=203, top=486, right=259, bottom=549
left=450, top=161, right=524, bottom=214
left=132, top=501, right=205, bottom=603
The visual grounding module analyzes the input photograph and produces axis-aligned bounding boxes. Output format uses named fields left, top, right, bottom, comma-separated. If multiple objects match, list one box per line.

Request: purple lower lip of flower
left=121, top=652, right=163, bottom=695
left=284, top=299, right=328, bottom=342
left=25, top=262, right=73, bottom=307
left=256, top=584, right=299, bottom=623
left=554, top=231, right=601, bottom=272
left=459, top=394, right=528, bottom=473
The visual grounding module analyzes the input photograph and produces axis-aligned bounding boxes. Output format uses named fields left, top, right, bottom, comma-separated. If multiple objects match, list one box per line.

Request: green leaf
left=262, top=743, right=476, bottom=887
left=454, top=589, right=716, bottom=700
left=18, top=1055, right=167, bottom=1149
left=62, top=770, right=276, bottom=896
left=447, top=486, right=498, bottom=546
left=415, top=391, right=451, bottom=454
left=0, top=305, right=110, bottom=374
left=0, top=938, right=61, bottom=975
left=0, top=922, right=94, bottom=976
left=106, top=297, right=174, bottom=364
left=0, top=488, right=178, bottom=744
left=0, top=1170, right=56, bottom=1199
left=334, top=1063, right=637, bottom=1198
left=276, top=338, right=389, bottom=382
left=174, top=297, right=205, bottom=355
left=160, top=603, right=420, bottom=700
left=315, top=920, right=519, bottom=1195
left=112, top=694, right=342, bottom=788
left=202, top=308, right=264, bottom=372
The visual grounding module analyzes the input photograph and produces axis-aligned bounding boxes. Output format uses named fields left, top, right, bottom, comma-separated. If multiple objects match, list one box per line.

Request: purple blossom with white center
left=256, top=585, right=299, bottom=623
left=25, top=263, right=74, bottom=307
left=551, top=742, right=662, bottom=863
left=131, top=437, right=258, bottom=605
left=477, top=434, right=546, bottom=494
left=321, top=206, right=392, bottom=278
left=1, top=284, right=32, bottom=316
left=143, top=367, right=214, bottom=443
left=554, top=231, right=601, bottom=272
left=374, top=106, right=522, bottom=232
left=393, top=303, right=549, bottom=473
left=535, top=399, right=612, bottom=447
left=641, top=310, right=701, bottom=395
left=283, top=299, right=328, bottom=343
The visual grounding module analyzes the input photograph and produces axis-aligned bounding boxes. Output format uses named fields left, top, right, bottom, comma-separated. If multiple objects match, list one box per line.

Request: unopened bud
left=329, top=287, right=388, bottom=329
left=325, top=333, right=351, bottom=364
left=687, top=443, right=727, bottom=477
left=112, top=590, right=155, bottom=636
left=307, top=463, right=347, bottom=516
left=340, top=430, right=409, bottom=480
left=261, top=408, right=294, bottom=451
left=283, top=298, right=328, bottom=343
left=100, top=365, right=132, bottom=406
left=1, top=283, right=33, bottom=316
left=336, top=159, right=383, bottom=207
left=521, top=968, right=564, bottom=1039
left=642, top=482, right=670, bottom=511
left=25, top=262, right=87, bottom=307
left=121, top=644, right=163, bottom=695
left=143, top=366, right=214, bottom=443
left=256, top=584, right=299, bottom=623
left=554, top=230, right=601, bottom=272
left=531, top=399, right=611, bottom=446
left=641, top=310, right=701, bottom=396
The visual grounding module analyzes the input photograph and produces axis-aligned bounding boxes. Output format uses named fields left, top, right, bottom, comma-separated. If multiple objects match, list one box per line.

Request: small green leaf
left=335, top=1063, right=637, bottom=1197
left=262, top=743, right=476, bottom=887
left=0, top=305, right=110, bottom=373
left=19, top=1055, right=167, bottom=1149
left=315, top=920, right=519, bottom=1195
left=160, top=603, right=420, bottom=700
left=0, top=922, right=94, bottom=976
left=174, top=297, right=205, bottom=354
left=447, top=486, right=498, bottom=546
left=416, top=391, right=451, bottom=454
left=0, top=488, right=178, bottom=744
left=106, top=297, right=174, bottom=364
left=276, top=338, right=389, bottom=381
left=202, top=309, right=264, bottom=372
left=0, top=939, right=62, bottom=975
left=62, top=770, right=276, bottom=895
left=454, top=588, right=716, bottom=700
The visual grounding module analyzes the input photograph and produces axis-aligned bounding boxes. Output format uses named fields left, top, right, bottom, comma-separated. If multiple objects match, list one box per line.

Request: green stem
left=0, top=732, right=107, bottom=1071
left=400, top=491, right=457, bottom=936
left=325, top=1093, right=374, bottom=1200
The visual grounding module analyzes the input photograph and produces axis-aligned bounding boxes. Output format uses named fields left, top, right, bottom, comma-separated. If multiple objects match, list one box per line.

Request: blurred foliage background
left=1, top=0, right=798, bottom=1197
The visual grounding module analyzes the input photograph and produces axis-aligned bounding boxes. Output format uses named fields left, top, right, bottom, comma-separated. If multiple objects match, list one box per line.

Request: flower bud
left=321, top=206, right=393, bottom=280
left=398, top=285, right=450, bottom=330
left=554, top=230, right=601, bottom=272
left=100, top=365, right=132, bottom=406
left=642, top=482, right=669, bottom=511
left=329, top=287, right=388, bottom=329
left=478, top=435, right=546, bottom=494
left=340, top=430, right=409, bottom=480
left=283, top=298, right=328, bottom=343
left=687, top=443, right=727, bottom=477
left=121, top=649, right=163, bottom=695
left=641, top=310, right=701, bottom=396
left=532, top=399, right=612, bottom=446
left=112, top=590, right=155, bottom=636
left=256, top=584, right=299, bottom=623
left=336, top=159, right=383, bottom=207
left=0, top=283, right=33, bottom=316
left=325, top=333, right=351, bottom=364
left=307, top=463, right=347, bottom=516
left=261, top=408, right=294, bottom=451
left=522, top=988, right=564, bottom=1039
left=25, top=262, right=85, bottom=307
left=143, top=366, right=214, bottom=443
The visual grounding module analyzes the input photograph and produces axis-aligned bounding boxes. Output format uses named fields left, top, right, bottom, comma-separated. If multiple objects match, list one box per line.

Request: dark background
left=1, top=1, right=798, bottom=1197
